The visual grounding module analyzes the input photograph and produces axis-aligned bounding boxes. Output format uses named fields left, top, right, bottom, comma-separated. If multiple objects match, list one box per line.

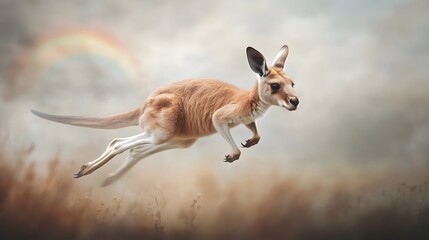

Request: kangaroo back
left=31, top=108, right=140, bottom=129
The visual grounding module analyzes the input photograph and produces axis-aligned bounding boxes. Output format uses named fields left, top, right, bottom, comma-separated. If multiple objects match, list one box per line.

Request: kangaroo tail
left=31, top=108, right=141, bottom=129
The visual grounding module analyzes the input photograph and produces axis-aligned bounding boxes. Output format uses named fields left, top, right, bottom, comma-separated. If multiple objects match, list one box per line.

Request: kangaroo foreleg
left=241, top=122, right=260, bottom=148
left=214, top=122, right=241, bottom=163
left=213, top=105, right=242, bottom=163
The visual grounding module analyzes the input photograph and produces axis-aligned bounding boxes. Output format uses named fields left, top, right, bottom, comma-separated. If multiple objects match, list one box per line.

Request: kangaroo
left=32, top=45, right=299, bottom=186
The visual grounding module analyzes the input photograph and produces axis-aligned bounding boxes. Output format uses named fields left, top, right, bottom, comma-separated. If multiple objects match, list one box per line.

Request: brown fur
left=140, top=79, right=256, bottom=139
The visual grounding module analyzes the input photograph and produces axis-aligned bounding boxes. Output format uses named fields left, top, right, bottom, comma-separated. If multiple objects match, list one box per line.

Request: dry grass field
left=1, top=145, right=428, bottom=240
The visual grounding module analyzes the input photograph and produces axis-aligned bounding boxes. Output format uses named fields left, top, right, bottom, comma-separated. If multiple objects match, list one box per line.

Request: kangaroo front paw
left=241, top=138, right=260, bottom=148
left=224, top=152, right=241, bottom=163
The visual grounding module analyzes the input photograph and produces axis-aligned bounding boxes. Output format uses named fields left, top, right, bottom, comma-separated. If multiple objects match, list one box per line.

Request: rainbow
left=10, top=27, right=142, bottom=95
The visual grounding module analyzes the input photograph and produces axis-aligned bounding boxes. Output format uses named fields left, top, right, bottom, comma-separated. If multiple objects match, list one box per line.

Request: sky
left=0, top=0, right=428, bottom=188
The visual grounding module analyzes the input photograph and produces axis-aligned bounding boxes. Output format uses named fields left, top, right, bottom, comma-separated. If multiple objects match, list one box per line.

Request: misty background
left=0, top=0, right=428, bottom=195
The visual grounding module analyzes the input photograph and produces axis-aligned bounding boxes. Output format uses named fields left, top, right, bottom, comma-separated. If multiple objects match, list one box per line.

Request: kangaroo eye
left=291, top=82, right=295, bottom=88
left=270, top=83, right=280, bottom=92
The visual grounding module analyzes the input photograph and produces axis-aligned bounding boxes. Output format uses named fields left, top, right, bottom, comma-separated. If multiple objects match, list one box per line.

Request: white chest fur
left=230, top=101, right=270, bottom=125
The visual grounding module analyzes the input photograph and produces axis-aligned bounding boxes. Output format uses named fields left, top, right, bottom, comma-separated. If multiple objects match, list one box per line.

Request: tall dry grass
left=0, top=144, right=428, bottom=240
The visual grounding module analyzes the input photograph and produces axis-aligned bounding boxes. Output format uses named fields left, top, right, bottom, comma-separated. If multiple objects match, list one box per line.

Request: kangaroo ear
left=272, top=45, right=289, bottom=69
left=246, top=47, right=269, bottom=77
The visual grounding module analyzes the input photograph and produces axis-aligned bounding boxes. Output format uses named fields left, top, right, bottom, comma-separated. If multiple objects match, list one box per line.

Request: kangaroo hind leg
left=101, top=139, right=196, bottom=187
left=76, top=96, right=182, bottom=179
left=74, top=132, right=152, bottom=178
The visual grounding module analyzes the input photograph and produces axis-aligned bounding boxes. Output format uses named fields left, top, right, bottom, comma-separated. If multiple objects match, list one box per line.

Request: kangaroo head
left=246, top=45, right=299, bottom=111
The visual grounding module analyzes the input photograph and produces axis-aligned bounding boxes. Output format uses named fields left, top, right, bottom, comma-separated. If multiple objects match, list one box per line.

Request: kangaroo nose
left=290, top=97, right=299, bottom=107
